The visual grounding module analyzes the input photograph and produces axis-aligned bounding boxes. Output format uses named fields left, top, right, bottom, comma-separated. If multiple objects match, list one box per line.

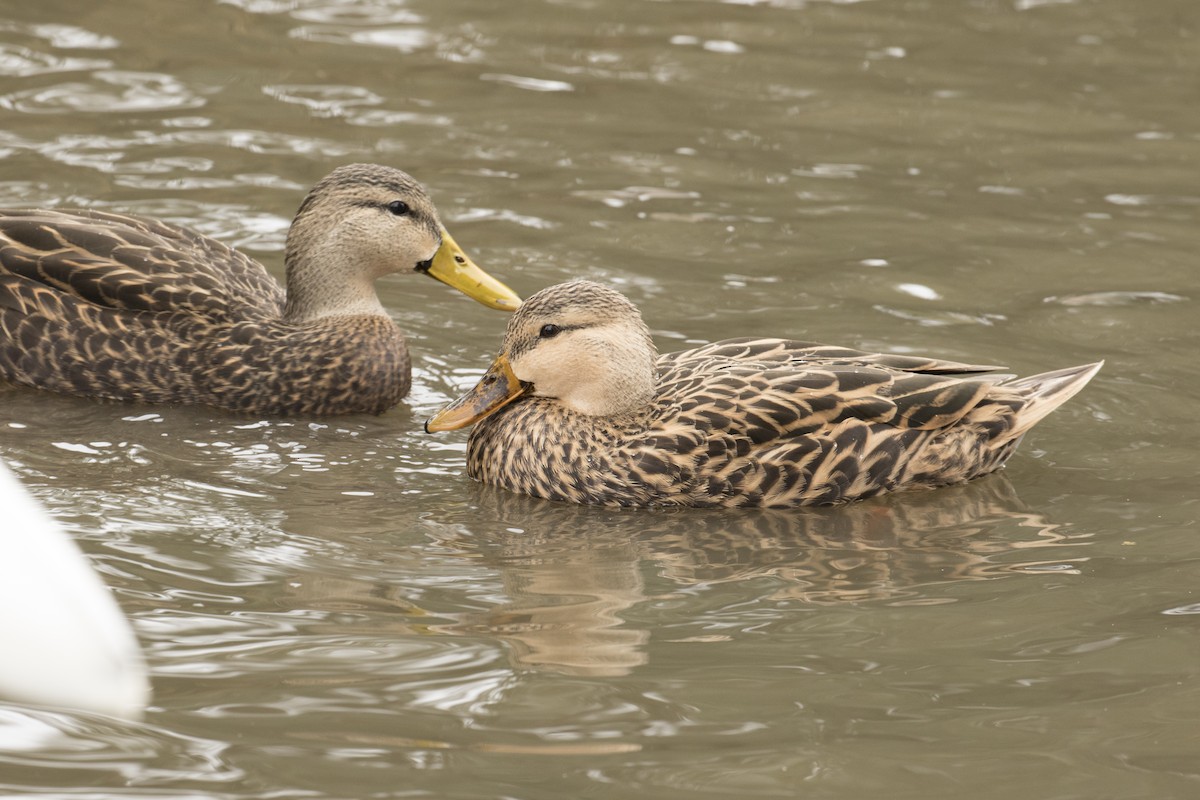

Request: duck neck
left=572, top=365, right=655, bottom=417
left=282, top=239, right=388, bottom=324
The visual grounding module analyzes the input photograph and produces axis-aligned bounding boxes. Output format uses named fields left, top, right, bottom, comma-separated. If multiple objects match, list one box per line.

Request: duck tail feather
left=1001, top=361, right=1104, bottom=442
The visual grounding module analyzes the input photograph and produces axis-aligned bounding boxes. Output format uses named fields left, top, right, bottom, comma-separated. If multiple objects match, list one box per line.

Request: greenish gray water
left=1, top=0, right=1197, bottom=797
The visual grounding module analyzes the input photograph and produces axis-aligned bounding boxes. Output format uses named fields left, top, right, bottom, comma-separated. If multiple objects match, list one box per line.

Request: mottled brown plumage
left=0, top=164, right=520, bottom=416
left=427, top=280, right=1102, bottom=508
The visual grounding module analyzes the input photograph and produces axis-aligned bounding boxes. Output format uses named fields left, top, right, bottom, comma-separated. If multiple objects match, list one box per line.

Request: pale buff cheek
left=517, top=343, right=626, bottom=415
left=523, top=347, right=603, bottom=408
left=366, top=224, right=435, bottom=279
left=510, top=323, right=657, bottom=416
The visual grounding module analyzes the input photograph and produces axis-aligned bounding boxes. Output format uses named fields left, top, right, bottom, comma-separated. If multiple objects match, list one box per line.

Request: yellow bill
left=425, top=354, right=529, bottom=432
left=424, top=228, right=521, bottom=311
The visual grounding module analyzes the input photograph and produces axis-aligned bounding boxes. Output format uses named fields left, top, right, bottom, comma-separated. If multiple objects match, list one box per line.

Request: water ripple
left=263, top=83, right=383, bottom=118
left=291, top=25, right=432, bottom=52
left=0, top=706, right=241, bottom=788
left=0, top=44, right=111, bottom=77
left=0, top=20, right=119, bottom=49
left=454, top=206, right=558, bottom=230
left=0, top=71, right=207, bottom=114
left=176, top=128, right=358, bottom=157
left=572, top=186, right=701, bottom=209
left=344, top=108, right=453, bottom=127
left=96, top=199, right=292, bottom=251
left=480, top=73, right=576, bottom=93
left=23, top=128, right=357, bottom=178
left=1045, top=291, right=1188, bottom=307
left=291, top=4, right=423, bottom=25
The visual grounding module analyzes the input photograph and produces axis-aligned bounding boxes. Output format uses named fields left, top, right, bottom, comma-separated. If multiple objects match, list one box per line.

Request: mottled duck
left=426, top=280, right=1102, bottom=508
left=0, top=164, right=520, bottom=415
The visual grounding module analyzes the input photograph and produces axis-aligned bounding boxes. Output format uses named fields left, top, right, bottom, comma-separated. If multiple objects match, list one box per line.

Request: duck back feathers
left=0, top=209, right=405, bottom=415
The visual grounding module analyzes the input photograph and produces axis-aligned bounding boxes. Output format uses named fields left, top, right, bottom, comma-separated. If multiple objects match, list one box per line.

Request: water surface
left=1, top=0, right=1197, bottom=797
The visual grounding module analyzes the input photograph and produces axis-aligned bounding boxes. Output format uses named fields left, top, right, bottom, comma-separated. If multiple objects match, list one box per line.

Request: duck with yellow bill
left=427, top=280, right=1101, bottom=508
left=0, top=164, right=520, bottom=416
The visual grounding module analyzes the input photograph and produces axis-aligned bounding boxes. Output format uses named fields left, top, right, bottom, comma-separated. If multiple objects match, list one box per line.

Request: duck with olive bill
left=0, top=163, right=520, bottom=416
left=426, top=280, right=1102, bottom=509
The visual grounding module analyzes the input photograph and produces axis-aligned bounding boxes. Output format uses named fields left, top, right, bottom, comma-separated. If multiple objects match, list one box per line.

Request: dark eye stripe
left=509, top=322, right=585, bottom=360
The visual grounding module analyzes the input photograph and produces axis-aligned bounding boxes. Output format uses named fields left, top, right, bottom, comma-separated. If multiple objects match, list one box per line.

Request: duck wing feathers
left=0, top=209, right=285, bottom=323
left=630, top=339, right=1040, bottom=506
left=657, top=337, right=1005, bottom=437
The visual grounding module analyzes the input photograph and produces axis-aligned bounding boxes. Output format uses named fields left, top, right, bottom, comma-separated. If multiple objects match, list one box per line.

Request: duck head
left=426, top=280, right=658, bottom=431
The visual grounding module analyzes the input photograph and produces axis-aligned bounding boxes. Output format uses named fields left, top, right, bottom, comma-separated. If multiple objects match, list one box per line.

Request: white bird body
left=0, top=461, right=149, bottom=720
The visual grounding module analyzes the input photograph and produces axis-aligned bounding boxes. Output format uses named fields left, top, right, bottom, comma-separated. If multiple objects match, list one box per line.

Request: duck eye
left=539, top=324, right=562, bottom=339
left=386, top=200, right=411, bottom=216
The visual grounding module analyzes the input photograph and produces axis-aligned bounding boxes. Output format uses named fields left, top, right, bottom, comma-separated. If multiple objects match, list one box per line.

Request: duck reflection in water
left=416, top=473, right=1092, bottom=677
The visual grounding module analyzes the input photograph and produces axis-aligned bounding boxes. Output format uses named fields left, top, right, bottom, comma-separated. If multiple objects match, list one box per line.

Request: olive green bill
left=425, top=354, right=529, bottom=432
